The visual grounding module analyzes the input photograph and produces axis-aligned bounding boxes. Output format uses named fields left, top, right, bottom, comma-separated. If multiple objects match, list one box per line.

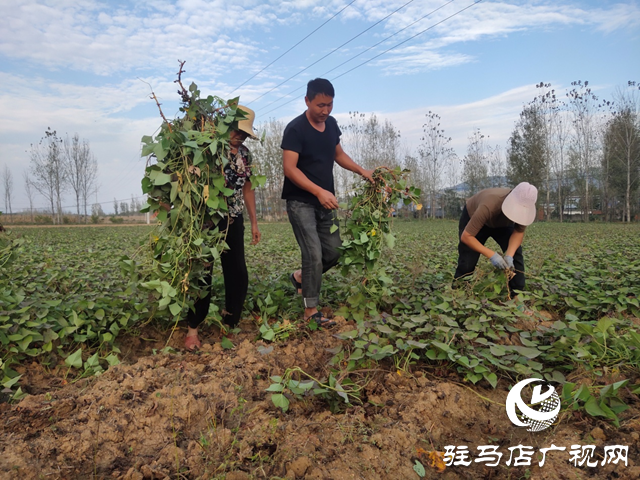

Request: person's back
left=465, top=188, right=526, bottom=235
left=453, top=183, right=538, bottom=294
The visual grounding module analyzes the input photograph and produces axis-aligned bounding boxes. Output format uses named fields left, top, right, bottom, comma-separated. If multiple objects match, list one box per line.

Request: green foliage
left=267, top=367, right=363, bottom=413
left=2, top=219, right=639, bottom=429
left=109, top=216, right=124, bottom=224
left=339, top=166, right=420, bottom=275
left=1, top=227, right=147, bottom=398
left=562, top=380, right=632, bottom=427
left=336, top=167, right=420, bottom=320
left=0, top=232, right=26, bottom=270
left=134, top=68, right=266, bottom=319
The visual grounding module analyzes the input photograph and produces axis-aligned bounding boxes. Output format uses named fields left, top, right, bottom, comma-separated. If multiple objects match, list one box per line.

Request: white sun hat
left=237, top=105, right=258, bottom=140
left=502, top=182, right=538, bottom=226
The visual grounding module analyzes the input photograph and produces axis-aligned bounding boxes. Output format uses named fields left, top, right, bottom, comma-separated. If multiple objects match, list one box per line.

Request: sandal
left=305, top=311, right=336, bottom=328
left=289, top=272, right=302, bottom=294
left=184, top=334, right=202, bottom=351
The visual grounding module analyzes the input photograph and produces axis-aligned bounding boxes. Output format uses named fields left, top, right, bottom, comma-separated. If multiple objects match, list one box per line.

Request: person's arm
left=460, top=230, right=495, bottom=259
left=282, top=149, right=339, bottom=209
left=505, top=230, right=524, bottom=257
left=334, top=143, right=374, bottom=182
left=242, top=180, right=260, bottom=245
left=462, top=229, right=508, bottom=269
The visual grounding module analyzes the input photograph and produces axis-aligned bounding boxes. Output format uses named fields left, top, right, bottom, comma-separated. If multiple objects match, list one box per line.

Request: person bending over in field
left=182, top=106, right=261, bottom=350
left=453, top=182, right=538, bottom=296
left=281, top=78, right=374, bottom=327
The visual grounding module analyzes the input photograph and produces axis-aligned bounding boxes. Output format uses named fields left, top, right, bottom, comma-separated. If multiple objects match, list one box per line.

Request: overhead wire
left=246, top=0, right=417, bottom=106
left=257, top=0, right=456, bottom=115
left=228, top=0, right=358, bottom=95
left=332, top=0, right=483, bottom=81
left=259, top=0, right=483, bottom=117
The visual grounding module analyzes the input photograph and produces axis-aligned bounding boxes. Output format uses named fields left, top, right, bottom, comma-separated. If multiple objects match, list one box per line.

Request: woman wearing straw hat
left=184, top=105, right=261, bottom=350
left=453, top=182, right=538, bottom=294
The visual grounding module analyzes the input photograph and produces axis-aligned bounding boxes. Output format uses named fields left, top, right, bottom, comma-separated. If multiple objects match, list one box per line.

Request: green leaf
left=330, top=224, right=338, bottom=234
left=483, top=372, right=498, bottom=388
left=84, top=352, right=100, bottom=369
left=383, top=233, right=395, bottom=249
left=65, top=348, right=83, bottom=369
left=413, top=460, right=426, bottom=478
left=271, top=393, right=289, bottom=412
left=168, top=302, right=183, bottom=316
left=584, top=396, right=607, bottom=418
left=2, top=374, right=22, bottom=389
left=220, top=336, right=234, bottom=349
left=149, top=170, right=172, bottom=185
left=512, top=346, right=542, bottom=359
left=105, top=353, right=120, bottom=366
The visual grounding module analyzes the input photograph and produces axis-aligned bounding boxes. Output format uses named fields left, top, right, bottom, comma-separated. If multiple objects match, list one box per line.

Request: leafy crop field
left=1, top=221, right=639, bottom=479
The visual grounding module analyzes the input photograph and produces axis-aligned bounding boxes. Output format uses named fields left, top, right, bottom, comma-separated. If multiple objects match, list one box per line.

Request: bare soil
left=1, top=318, right=638, bottom=480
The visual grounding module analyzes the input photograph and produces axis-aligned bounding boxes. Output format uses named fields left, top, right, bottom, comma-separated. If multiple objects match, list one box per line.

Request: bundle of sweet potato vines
left=131, top=63, right=265, bottom=318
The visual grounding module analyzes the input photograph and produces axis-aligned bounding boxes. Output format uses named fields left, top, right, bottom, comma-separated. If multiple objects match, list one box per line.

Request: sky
left=1, top=0, right=639, bottom=214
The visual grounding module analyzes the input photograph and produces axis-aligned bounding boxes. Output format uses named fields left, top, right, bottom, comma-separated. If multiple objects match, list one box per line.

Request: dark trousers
left=187, top=214, right=248, bottom=329
left=286, top=200, right=342, bottom=309
left=454, top=206, right=526, bottom=291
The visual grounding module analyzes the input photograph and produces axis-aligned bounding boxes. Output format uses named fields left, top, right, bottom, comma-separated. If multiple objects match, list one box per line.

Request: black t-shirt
left=280, top=112, right=341, bottom=206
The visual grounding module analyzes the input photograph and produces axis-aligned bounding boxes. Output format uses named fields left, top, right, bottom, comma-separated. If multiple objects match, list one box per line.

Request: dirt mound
left=1, top=320, right=638, bottom=480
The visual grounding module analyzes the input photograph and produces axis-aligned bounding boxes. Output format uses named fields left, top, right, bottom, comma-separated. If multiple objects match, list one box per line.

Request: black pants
left=186, top=215, right=248, bottom=329
left=453, top=206, right=525, bottom=291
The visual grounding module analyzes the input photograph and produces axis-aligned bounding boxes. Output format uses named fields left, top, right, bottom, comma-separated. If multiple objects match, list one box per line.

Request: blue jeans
left=286, top=200, right=342, bottom=308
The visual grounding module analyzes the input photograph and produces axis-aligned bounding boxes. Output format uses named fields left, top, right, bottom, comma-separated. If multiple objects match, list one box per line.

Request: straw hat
left=502, top=182, right=538, bottom=226
left=237, top=105, right=258, bottom=140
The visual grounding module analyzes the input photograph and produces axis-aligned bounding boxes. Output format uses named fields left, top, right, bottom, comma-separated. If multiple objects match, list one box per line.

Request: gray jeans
left=286, top=200, right=342, bottom=308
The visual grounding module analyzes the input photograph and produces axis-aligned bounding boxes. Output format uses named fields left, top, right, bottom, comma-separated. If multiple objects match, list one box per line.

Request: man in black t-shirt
left=281, top=78, right=373, bottom=327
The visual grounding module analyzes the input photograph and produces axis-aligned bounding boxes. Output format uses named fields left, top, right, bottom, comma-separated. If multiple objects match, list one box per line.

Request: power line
left=257, top=0, right=456, bottom=115
left=260, top=0, right=483, bottom=117
left=228, top=0, right=358, bottom=95
left=333, top=0, right=483, bottom=81
left=246, top=0, right=417, bottom=106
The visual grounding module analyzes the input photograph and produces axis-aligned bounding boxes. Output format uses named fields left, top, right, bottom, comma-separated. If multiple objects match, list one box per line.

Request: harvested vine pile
left=135, top=61, right=265, bottom=319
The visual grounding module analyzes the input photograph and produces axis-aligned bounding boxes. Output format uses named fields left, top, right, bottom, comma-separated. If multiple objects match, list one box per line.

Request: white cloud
left=350, top=1, right=640, bottom=74
left=0, top=0, right=286, bottom=76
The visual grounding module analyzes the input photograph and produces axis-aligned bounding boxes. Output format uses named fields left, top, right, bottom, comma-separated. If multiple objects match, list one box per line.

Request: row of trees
left=3, top=129, right=99, bottom=224
left=505, top=81, right=639, bottom=222
left=247, top=80, right=639, bottom=222
left=113, top=196, right=144, bottom=216
left=5, top=81, right=636, bottom=224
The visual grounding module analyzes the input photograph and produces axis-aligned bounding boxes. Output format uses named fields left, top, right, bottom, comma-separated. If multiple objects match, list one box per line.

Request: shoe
left=305, top=311, right=336, bottom=328
left=289, top=272, right=302, bottom=295
left=185, top=334, right=202, bottom=351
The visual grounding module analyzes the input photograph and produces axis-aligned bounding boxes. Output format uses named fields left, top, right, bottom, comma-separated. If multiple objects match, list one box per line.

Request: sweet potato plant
left=136, top=62, right=265, bottom=318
